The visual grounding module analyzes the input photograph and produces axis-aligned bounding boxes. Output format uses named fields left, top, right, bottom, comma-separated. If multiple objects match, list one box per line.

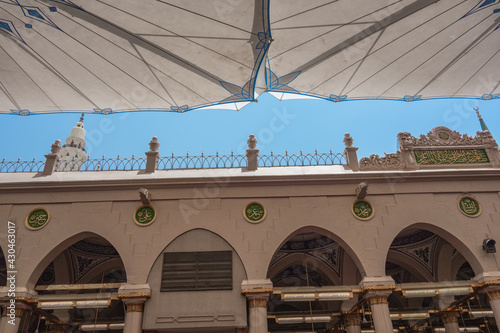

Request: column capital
left=474, top=271, right=500, bottom=285
left=343, top=312, right=362, bottom=327
left=118, top=283, right=151, bottom=299
left=441, top=310, right=459, bottom=323
left=360, top=276, right=395, bottom=303
left=241, top=279, right=273, bottom=295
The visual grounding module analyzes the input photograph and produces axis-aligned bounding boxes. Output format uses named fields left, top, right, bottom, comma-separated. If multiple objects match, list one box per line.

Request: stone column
left=361, top=276, right=395, bottom=333
left=485, top=289, right=500, bottom=328
left=118, top=284, right=151, bottom=333
left=1, top=301, right=30, bottom=333
left=241, top=279, right=272, bottom=333
left=123, top=299, right=147, bottom=333
left=344, top=313, right=362, bottom=333
left=441, top=311, right=460, bottom=333
left=474, top=271, right=500, bottom=329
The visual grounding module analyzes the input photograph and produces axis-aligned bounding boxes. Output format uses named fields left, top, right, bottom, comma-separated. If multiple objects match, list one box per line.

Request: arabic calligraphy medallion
left=458, top=196, right=481, bottom=217
left=352, top=200, right=374, bottom=221
left=244, top=202, right=266, bottom=223
left=26, top=208, right=50, bottom=230
left=134, top=205, right=156, bottom=226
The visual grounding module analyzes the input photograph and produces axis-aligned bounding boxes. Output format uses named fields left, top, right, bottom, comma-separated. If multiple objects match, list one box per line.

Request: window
left=161, top=251, right=232, bottom=291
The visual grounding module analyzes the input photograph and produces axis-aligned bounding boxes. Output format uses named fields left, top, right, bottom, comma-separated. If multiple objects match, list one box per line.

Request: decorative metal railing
left=0, top=150, right=346, bottom=173
left=0, top=158, right=45, bottom=173
left=58, top=155, right=146, bottom=171
left=259, top=150, right=345, bottom=167
left=158, top=152, right=247, bottom=169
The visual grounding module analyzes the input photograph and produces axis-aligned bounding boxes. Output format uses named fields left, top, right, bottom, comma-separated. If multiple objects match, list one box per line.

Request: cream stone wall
left=1, top=166, right=499, bottom=292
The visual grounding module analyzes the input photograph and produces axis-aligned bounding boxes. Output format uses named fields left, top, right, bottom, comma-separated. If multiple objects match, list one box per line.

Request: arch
left=267, top=252, right=341, bottom=286
left=146, top=228, right=247, bottom=281
left=0, top=245, right=6, bottom=286
left=144, top=228, right=248, bottom=331
left=267, top=225, right=366, bottom=277
left=76, top=258, right=127, bottom=284
left=27, top=232, right=127, bottom=288
left=384, top=223, right=483, bottom=278
left=386, top=252, right=433, bottom=283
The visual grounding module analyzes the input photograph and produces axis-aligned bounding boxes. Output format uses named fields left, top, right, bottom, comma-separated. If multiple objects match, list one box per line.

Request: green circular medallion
left=134, top=205, right=156, bottom=226
left=458, top=196, right=481, bottom=217
left=244, top=202, right=266, bottom=223
left=26, top=208, right=50, bottom=230
left=352, top=200, right=374, bottom=221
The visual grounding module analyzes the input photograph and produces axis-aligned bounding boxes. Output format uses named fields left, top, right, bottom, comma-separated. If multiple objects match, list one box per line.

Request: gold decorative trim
left=243, top=202, right=267, bottom=223
left=441, top=311, right=459, bottom=323
left=344, top=313, right=361, bottom=327
left=248, top=298, right=268, bottom=308
left=126, top=303, right=144, bottom=312
left=118, top=292, right=151, bottom=298
left=366, top=295, right=388, bottom=305
left=25, top=207, right=50, bottom=230
left=488, top=290, right=500, bottom=300
left=133, top=204, right=156, bottom=226
left=241, top=288, right=273, bottom=295
left=362, top=285, right=395, bottom=291
left=351, top=199, right=375, bottom=221
left=14, top=307, right=24, bottom=317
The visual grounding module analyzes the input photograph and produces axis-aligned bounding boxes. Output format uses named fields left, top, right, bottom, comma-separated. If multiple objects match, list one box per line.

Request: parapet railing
left=0, top=150, right=346, bottom=173
left=259, top=150, right=345, bottom=167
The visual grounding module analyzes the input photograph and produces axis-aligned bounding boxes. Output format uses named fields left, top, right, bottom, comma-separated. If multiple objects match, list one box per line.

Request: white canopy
left=0, top=0, right=498, bottom=114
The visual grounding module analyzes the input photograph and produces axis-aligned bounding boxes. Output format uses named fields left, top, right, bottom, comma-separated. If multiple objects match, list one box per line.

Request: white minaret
left=59, top=114, right=88, bottom=171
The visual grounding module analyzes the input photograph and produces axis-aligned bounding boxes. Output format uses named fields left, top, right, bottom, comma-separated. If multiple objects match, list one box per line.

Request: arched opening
left=266, top=228, right=364, bottom=333
left=0, top=246, right=6, bottom=286
left=22, top=235, right=127, bottom=332
left=144, top=228, right=248, bottom=332
left=382, top=226, right=494, bottom=333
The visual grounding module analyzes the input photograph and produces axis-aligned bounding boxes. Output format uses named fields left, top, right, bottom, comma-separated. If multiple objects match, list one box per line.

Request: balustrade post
left=343, top=133, right=359, bottom=171
left=42, top=140, right=61, bottom=175
left=145, top=136, right=160, bottom=173
left=246, top=134, right=259, bottom=171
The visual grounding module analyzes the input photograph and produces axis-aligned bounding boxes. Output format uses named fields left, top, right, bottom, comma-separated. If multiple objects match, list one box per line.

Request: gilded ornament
left=414, top=149, right=489, bottom=165
left=351, top=200, right=374, bottom=221
left=244, top=202, right=266, bottom=223
left=25, top=208, right=50, bottom=230
left=133, top=205, right=156, bottom=226
left=458, top=196, right=481, bottom=217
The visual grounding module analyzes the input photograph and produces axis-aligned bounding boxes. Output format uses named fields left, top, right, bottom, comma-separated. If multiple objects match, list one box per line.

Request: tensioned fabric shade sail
left=0, top=0, right=498, bottom=115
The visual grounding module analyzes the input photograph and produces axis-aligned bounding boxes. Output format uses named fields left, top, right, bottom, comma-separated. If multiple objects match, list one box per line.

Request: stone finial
left=474, top=107, right=482, bottom=119
left=343, top=133, right=353, bottom=147
left=149, top=136, right=160, bottom=152
left=51, top=140, right=62, bottom=154
left=79, top=113, right=84, bottom=122
left=247, top=134, right=257, bottom=149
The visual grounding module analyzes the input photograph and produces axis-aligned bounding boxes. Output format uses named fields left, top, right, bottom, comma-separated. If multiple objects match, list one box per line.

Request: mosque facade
left=1, top=115, right=500, bottom=333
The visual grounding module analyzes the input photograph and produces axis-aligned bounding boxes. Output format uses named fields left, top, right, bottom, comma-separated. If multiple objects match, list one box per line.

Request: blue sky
left=0, top=93, right=499, bottom=162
